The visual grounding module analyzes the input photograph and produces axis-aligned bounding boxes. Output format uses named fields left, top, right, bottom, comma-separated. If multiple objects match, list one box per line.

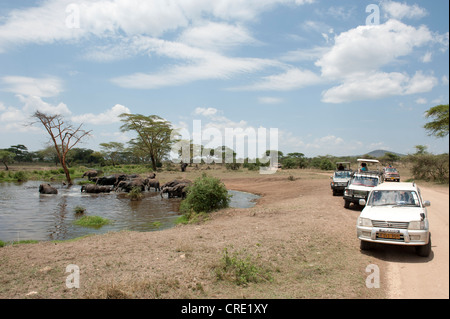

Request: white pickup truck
left=356, top=182, right=431, bottom=257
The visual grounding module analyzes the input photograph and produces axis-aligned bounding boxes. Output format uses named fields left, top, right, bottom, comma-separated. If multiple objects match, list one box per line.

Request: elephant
left=93, top=175, right=119, bottom=186
left=81, top=184, right=112, bottom=193
left=82, top=170, right=103, bottom=180
left=93, top=174, right=137, bottom=186
left=160, top=179, right=192, bottom=198
left=160, top=184, right=188, bottom=199
left=144, top=179, right=160, bottom=192
left=39, top=183, right=58, bottom=194
left=180, top=163, right=188, bottom=172
left=115, top=178, right=146, bottom=193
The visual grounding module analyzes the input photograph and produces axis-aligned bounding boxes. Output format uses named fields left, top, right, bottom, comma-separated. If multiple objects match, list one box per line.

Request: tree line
left=0, top=104, right=448, bottom=184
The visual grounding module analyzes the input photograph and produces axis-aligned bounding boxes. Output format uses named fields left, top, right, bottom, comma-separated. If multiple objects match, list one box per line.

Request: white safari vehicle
left=330, top=162, right=352, bottom=196
left=356, top=182, right=431, bottom=257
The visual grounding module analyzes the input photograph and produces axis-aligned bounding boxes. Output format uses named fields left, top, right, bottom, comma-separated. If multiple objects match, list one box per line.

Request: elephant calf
left=145, top=179, right=160, bottom=192
left=39, top=183, right=58, bottom=194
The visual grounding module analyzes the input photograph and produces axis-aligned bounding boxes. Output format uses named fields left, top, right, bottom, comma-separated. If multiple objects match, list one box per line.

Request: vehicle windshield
left=385, top=168, right=398, bottom=173
left=351, top=176, right=378, bottom=187
left=368, top=190, right=420, bottom=207
left=335, top=171, right=352, bottom=178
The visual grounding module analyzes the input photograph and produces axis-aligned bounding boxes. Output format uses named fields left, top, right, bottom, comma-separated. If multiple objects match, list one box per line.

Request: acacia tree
left=424, top=104, right=449, bottom=138
left=119, top=113, right=174, bottom=171
left=32, top=111, right=91, bottom=185
left=0, top=150, right=15, bottom=170
left=100, top=142, right=125, bottom=166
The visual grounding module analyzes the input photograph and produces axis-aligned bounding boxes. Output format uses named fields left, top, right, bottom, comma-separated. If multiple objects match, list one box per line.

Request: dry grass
left=0, top=168, right=386, bottom=299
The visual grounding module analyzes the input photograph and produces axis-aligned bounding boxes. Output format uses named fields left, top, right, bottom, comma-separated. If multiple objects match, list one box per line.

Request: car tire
left=344, top=200, right=350, bottom=208
left=360, top=240, right=372, bottom=251
left=415, top=234, right=432, bottom=257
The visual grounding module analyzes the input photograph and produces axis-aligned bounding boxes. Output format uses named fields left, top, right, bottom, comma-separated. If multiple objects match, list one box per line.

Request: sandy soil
left=0, top=170, right=448, bottom=299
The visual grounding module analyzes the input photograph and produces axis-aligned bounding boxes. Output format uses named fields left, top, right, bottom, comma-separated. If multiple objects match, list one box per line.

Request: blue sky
left=0, top=0, right=448, bottom=158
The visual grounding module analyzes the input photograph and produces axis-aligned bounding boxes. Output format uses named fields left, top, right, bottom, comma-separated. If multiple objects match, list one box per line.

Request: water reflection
left=0, top=180, right=259, bottom=242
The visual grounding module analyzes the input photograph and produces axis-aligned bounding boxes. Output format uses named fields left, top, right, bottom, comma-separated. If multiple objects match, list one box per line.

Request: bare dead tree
left=32, top=111, right=91, bottom=186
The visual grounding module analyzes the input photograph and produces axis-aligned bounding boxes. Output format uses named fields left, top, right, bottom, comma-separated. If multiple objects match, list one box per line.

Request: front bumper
left=331, top=184, right=347, bottom=191
left=357, top=226, right=430, bottom=246
left=344, top=194, right=367, bottom=203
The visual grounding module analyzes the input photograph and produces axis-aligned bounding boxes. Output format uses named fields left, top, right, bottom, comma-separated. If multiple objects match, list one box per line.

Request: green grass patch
left=0, top=239, right=39, bottom=247
left=215, top=247, right=273, bottom=286
left=73, top=216, right=111, bottom=228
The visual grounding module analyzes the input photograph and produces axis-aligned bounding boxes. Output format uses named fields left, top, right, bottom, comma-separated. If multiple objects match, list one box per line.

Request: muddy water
left=0, top=181, right=259, bottom=242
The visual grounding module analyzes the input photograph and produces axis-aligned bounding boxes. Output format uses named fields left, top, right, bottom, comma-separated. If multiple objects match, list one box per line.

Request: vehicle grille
left=372, top=220, right=409, bottom=229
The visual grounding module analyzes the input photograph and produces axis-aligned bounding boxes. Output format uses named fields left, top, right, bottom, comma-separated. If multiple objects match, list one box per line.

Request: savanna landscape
left=0, top=159, right=448, bottom=300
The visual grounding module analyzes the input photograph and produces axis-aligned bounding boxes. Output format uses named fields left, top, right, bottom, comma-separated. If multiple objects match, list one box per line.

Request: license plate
left=378, top=232, right=401, bottom=240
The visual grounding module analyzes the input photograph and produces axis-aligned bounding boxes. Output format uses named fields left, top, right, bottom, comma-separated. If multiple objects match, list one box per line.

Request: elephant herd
left=38, top=170, right=191, bottom=199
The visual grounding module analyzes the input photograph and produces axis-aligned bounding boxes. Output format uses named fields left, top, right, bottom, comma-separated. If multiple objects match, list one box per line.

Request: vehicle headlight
left=345, top=189, right=352, bottom=196
left=408, top=221, right=425, bottom=230
left=358, top=217, right=372, bottom=227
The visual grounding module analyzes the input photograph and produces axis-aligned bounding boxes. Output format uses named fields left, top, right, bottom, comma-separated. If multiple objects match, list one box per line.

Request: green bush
left=127, top=186, right=143, bottom=201
left=180, top=173, right=231, bottom=216
left=74, top=216, right=111, bottom=228
left=13, top=171, right=27, bottom=182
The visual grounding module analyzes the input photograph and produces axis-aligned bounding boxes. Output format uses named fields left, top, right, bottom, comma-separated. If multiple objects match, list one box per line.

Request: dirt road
left=383, top=185, right=449, bottom=299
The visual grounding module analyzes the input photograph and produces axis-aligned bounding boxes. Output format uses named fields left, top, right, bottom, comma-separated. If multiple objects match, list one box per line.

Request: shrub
left=74, top=216, right=111, bottom=228
left=127, top=187, right=143, bottom=201
left=180, top=173, right=231, bottom=216
left=215, top=247, right=272, bottom=286
left=74, top=206, right=86, bottom=214
left=13, top=171, right=27, bottom=182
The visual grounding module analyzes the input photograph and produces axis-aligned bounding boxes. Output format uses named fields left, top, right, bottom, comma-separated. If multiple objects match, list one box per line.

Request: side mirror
left=359, top=199, right=366, bottom=206
left=423, top=200, right=431, bottom=207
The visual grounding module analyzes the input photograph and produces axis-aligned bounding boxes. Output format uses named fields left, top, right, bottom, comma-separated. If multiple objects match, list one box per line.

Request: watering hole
left=0, top=181, right=260, bottom=242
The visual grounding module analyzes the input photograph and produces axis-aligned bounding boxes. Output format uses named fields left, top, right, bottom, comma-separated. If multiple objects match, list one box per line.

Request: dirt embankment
left=0, top=171, right=447, bottom=299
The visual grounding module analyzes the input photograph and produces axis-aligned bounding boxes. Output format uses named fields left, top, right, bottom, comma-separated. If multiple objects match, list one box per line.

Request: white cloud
left=178, top=22, right=257, bottom=52
left=316, top=19, right=433, bottom=80
left=415, top=98, right=427, bottom=105
left=194, top=107, right=219, bottom=117
left=71, top=104, right=131, bottom=125
left=1, top=76, right=63, bottom=97
left=381, top=1, right=428, bottom=20
left=315, top=19, right=441, bottom=103
left=110, top=37, right=277, bottom=89
left=232, top=68, right=322, bottom=91
left=322, top=71, right=438, bottom=104
left=0, top=0, right=314, bottom=53
left=281, top=46, right=330, bottom=62
left=258, top=97, right=284, bottom=104
left=17, top=95, right=72, bottom=116
left=421, top=51, right=432, bottom=63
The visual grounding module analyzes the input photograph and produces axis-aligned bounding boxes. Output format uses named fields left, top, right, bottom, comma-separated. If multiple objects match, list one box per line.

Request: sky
left=0, top=0, right=448, bottom=159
